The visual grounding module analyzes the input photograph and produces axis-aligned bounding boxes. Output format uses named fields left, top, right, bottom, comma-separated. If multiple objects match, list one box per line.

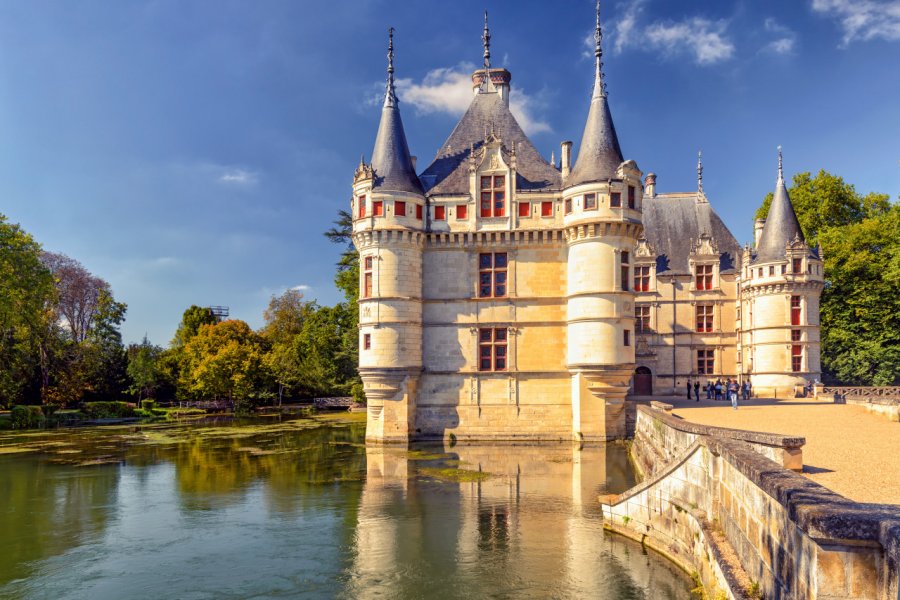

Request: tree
left=172, top=305, right=218, bottom=348
left=180, top=320, right=272, bottom=411
left=755, top=171, right=899, bottom=385
left=127, top=336, right=163, bottom=401
left=261, top=289, right=315, bottom=404
left=40, top=252, right=110, bottom=344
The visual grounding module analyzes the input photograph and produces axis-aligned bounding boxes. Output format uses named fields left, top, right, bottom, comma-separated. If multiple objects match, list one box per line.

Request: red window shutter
left=518, top=202, right=530, bottom=217
left=435, top=206, right=445, bottom=220
left=395, top=201, right=406, bottom=217
left=541, top=201, right=553, bottom=217
left=373, top=201, right=383, bottom=217
left=358, top=195, right=366, bottom=218
left=456, top=204, right=467, bottom=219
left=416, top=204, right=423, bottom=219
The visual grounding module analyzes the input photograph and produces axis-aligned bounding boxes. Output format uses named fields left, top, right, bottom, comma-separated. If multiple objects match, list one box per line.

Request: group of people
left=686, top=379, right=752, bottom=409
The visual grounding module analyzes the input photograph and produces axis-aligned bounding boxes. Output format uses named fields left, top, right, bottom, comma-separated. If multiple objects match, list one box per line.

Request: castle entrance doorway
left=634, top=367, right=652, bottom=396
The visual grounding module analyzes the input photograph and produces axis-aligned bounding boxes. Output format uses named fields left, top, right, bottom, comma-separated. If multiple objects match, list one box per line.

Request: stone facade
left=352, top=15, right=822, bottom=444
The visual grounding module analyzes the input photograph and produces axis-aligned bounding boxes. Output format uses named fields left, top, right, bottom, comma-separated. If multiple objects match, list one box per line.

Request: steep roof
left=752, top=157, right=806, bottom=264
left=642, top=193, right=742, bottom=275
left=369, top=30, right=424, bottom=196
left=418, top=91, right=561, bottom=195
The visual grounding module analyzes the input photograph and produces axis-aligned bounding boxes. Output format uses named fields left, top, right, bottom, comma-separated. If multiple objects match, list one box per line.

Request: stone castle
left=351, top=10, right=823, bottom=444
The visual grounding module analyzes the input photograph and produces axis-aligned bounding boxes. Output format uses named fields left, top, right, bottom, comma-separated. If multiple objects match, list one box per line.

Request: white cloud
left=812, top=0, right=900, bottom=45
left=613, top=0, right=646, bottom=54
left=763, top=18, right=797, bottom=54
left=391, top=63, right=552, bottom=135
left=219, top=168, right=258, bottom=185
left=291, top=284, right=311, bottom=292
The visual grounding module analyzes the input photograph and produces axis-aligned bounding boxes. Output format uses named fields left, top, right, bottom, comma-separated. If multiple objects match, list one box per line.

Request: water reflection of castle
left=345, top=445, right=691, bottom=598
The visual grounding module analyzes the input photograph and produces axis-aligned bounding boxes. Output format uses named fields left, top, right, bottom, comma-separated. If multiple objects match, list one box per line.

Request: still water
left=0, top=414, right=692, bottom=599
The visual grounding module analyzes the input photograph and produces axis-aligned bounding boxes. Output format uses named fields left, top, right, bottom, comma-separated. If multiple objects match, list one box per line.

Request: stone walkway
left=664, top=396, right=900, bottom=505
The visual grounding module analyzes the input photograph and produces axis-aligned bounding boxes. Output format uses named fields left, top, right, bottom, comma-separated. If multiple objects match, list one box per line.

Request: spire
left=483, top=11, right=491, bottom=71
left=369, top=28, right=423, bottom=195
left=697, top=150, right=704, bottom=195
left=566, top=1, right=624, bottom=187
left=753, top=146, right=805, bottom=263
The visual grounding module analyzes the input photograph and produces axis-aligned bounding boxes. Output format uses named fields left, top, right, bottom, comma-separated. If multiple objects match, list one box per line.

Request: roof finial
left=697, top=150, right=704, bottom=195
left=777, top=145, right=784, bottom=182
left=384, top=27, right=397, bottom=107
left=483, top=10, right=491, bottom=71
left=593, top=0, right=606, bottom=98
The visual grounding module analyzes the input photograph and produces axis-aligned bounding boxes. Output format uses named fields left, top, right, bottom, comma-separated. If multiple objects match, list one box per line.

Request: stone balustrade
left=819, top=386, right=900, bottom=422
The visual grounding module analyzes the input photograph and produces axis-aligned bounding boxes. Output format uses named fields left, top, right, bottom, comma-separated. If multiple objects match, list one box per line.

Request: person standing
left=693, top=380, right=700, bottom=402
left=730, top=380, right=738, bottom=409
left=686, top=380, right=692, bottom=400
left=705, top=381, right=711, bottom=400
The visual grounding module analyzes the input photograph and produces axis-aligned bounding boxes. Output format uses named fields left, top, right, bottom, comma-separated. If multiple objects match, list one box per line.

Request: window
left=565, top=198, right=572, bottom=214
left=358, top=194, right=366, bottom=218
left=416, top=204, right=423, bottom=220
left=395, top=201, right=406, bottom=217
left=696, top=304, right=714, bottom=333
left=372, top=201, right=383, bottom=217
left=457, top=204, right=468, bottom=220
left=695, top=264, right=713, bottom=290
left=480, top=175, right=506, bottom=217
left=363, top=256, right=373, bottom=298
left=628, top=186, right=636, bottom=209
left=363, top=334, right=371, bottom=350
left=769, top=266, right=775, bottom=276
left=541, top=201, right=553, bottom=217
left=697, top=349, right=715, bottom=375
left=610, top=192, right=621, bottom=208
left=793, top=258, right=802, bottom=273
left=518, top=202, right=530, bottom=217
left=758, top=268, right=763, bottom=278
left=623, top=330, right=631, bottom=347
left=584, top=193, right=597, bottom=210
left=479, top=253, right=508, bottom=298
left=636, top=305, right=651, bottom=332
left=434, top=206, right=446, bottom=220
left=621, top=251, right=629, bottom=292
left=634, top=266, right=651, bottom=292
left=781, top=265, right=786, bottom=275
left=791, top=345, right=802, bottom=372
left=791, top=329, right=801, bottom=342
left=791, top=296, right=801, bottom=326
left=479, top=327, right=508, bottom=371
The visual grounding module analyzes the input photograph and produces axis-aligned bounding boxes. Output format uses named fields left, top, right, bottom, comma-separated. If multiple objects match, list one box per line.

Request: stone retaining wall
left=602, top=405, right=900, bottom=600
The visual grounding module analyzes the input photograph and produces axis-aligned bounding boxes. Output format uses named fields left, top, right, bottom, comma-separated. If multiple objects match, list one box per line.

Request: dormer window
left=634, top=266, right=651, bottom=292
left=610, top=192, right=621, bottom=208
left=628, top=186, right=636, bottom=209
left=793, top=258, right=802, bottom=273
left=695, top=265, right=713, bottom=290
left=480, top=175, right=505, bottom=217
left=358, top=194, right=366, bottom=219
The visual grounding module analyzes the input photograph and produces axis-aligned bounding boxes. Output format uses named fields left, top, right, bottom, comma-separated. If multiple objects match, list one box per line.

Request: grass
left=419, top=466, right=490, bottom=483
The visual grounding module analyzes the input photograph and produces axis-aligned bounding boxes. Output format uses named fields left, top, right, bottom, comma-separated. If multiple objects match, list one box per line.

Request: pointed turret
left=567, top=0, right=624, bottom=188
left=370, top=28, right=424, bottom=195
left=753, top=146, right=804, bottom=263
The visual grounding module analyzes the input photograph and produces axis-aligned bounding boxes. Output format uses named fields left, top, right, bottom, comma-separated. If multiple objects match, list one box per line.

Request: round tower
left=564, top=3, right=643, bottom=441
left=352, top=29, right=425, bottom=444
left=742, top=147, right=823, bottom=398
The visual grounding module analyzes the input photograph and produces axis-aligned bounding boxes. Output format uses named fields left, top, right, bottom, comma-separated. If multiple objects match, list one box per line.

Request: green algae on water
left=419, top=467, right=490, bottom=483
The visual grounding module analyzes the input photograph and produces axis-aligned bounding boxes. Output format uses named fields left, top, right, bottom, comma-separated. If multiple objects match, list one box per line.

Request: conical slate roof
left=753, top=151, right=804, bottom=264
left=369, top=30, right=424, bottom=195
left=566, top=5, right=624, bottom=187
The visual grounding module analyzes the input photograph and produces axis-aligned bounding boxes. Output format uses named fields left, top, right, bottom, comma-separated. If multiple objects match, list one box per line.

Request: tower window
left=478, top=327, right=508, bottom=371
left=541, top=201, right=553, bottom=217
left=358, top=194, right=366, bottom=219
left=791, top=345, right=802, bottom=372
left=518, top=202, right=530, bottom=217
left=621, top=251, right=629, bottom=292
left=623, top=330, right=631, bottom=346
left=769, top=266, right=775, bottom=276
left=696, top=304, right=714, bottom=333
left=791, top=296, right=801, bottom=325
left=697, top=349, right=715, bottom=375
left=634, top=266, right=651, bottom=292
left=636, top=305, right=651, bottom=332
left=564, top=198, right=572, bottom=214
left=434, top=206, right=446, bottom=220
left=363, top=334, right=371, bottom=350
left=610, top=192, right=621, bottom=208
left=479, top=253, right=508, bottom=298
left=793, top=258, right=802, bottom=273
left=584, top=193, right=597, bottom=210
left=791, top=329, right=801, bottom=342
left=363, top=256, right=373, bottom=298
left=628, top=186, right=636, bottom=209
left=416, top=204, right=423, bottom=220
left=695, top=264, right=713, bottom=290
left=372, top=201, right=383, bottom=217
left=395, top=201, right=406, bottom=217
left=480, top=175, right=506, bottom=217
left=457, top=204, right=468, bottom=220
left=781, top=265, right=786, bottom=275
left=758, top=268, right=763, bottom=278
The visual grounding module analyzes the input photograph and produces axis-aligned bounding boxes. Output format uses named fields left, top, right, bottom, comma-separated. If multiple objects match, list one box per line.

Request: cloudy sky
left=1, top=0, right=898, bottom=345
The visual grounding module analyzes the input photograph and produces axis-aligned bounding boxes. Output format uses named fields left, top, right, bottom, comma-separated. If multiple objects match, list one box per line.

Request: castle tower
left=563, top=1, right=643, bottom=441
left=741, top=147, right=823, bottom=397
left=352, top=29, right=425, bottom=444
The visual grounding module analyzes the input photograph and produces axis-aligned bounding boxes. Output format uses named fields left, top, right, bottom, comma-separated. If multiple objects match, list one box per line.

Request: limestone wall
left=603, top=406, right=900, bottom=600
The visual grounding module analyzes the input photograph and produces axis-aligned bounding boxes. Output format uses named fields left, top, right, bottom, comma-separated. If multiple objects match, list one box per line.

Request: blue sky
left=1, top=0, right=898, bottom=345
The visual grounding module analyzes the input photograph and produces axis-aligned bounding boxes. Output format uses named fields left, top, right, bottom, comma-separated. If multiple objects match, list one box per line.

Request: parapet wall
left=602, top=405, right=900, bottom=600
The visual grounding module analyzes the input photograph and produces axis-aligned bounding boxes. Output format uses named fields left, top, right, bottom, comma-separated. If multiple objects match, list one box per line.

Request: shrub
left=11, top=405, right=46, bottom=429
left=82, top=401, right=136, bottom=419
left=141, top=399, right=156, bottom=411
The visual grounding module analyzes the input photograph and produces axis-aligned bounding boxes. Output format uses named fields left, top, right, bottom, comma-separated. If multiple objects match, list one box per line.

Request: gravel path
left=666, top=396, right=900, bottom=505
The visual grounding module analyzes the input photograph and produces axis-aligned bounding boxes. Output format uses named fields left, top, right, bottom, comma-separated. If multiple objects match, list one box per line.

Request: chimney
left=560, top=141, right=572, bottom=179
left=410, top=156, right=417, bottom=171
left=471, top=68, right=512, bottom=105
left=645, top=172, right=657, bottom=198
left=754, top=218, right=766, bottom=247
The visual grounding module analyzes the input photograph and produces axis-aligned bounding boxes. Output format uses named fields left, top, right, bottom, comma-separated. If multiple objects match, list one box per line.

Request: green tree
left=127, top=336, right=163, bottom=401
left=756, top=171, right=899, bottom=385
left=261, top=289, right=315, bottom=404
left=172, top=305, right=218, bottom=348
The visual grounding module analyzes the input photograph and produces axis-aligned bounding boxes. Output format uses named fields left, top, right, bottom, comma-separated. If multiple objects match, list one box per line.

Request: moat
left=0, top=414, right=692, bottom=599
